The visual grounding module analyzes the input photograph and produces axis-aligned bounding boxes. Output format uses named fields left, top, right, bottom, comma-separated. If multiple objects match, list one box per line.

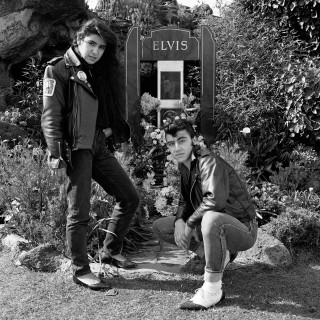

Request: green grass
left=1, top=248, right=319, bottom=320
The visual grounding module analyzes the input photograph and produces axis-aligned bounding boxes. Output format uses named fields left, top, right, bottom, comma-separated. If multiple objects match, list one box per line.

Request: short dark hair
left=164, top=119, right=196, bottom=139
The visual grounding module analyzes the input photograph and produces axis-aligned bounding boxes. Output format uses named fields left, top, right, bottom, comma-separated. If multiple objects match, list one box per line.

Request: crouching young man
left=153, top=119, right=258, bottom=310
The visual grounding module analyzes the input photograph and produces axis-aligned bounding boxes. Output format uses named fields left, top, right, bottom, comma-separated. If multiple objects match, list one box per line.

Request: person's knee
left=120, top=190, right=140, bottom=212
left=130, top=191, right=140, bottom=211
left=201, top=211, right=224, bottom=236
left=152, top=218, right=163, bottom=237
left=152, top=217, right=172, bottom=238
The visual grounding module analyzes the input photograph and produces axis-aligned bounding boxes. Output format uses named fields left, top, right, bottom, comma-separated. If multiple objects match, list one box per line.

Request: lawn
left=1, top=248, right=319, bottom=320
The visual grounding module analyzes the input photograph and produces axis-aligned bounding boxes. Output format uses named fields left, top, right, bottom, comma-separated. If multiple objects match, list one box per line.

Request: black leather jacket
left=176, top=150, right=256, bottom=228
left=41, top=47, right=130, bottom=169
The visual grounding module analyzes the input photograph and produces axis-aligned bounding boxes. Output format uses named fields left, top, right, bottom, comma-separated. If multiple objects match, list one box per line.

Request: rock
left=17, top=243, right=64, bottom=272
left=181, top=253, right=205, bottom=275
left=0, top=0, right=89, bottom=64
left=0, top=0, right=90, bottom=110
left=179, top=228, right=293, bottom=275
left=2, top=234, right=29, bottom=251
left=237, top=228, right=293, bottom=267
left=57, top=258, right=72, bottom=273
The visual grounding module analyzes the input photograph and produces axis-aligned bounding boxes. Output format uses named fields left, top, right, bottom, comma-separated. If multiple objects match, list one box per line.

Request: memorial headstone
left=126, top=26, right=216, bottom=144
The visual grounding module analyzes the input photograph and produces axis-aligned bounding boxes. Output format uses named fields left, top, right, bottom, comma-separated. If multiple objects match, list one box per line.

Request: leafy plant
left=7, top=57, right=45, bottom=145
left=214, top=141, right=251, bottom=184
left=249, top=182, right=287, bottom=225
left=264, top=206, right=320, bottom=252
left=0, top=142, right=67, bottom=250
left=270, top=144, right=320, bottom=192
left=240, top=0, right=320, bottom=53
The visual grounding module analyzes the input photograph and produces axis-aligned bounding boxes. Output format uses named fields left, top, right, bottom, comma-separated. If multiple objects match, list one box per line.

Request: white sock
left=203, top=280, right=222, bottom=293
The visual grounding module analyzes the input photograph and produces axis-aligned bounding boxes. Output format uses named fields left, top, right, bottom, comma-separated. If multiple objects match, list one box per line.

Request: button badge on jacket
left=77, top=71, right=92, bottom=90
left=77, top=71, right=87, bottom=82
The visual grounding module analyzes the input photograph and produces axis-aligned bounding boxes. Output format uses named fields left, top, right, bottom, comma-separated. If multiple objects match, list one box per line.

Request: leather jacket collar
left=64, top=47, right=82, bottom=68
left=178, top=147, right=211, bottom=172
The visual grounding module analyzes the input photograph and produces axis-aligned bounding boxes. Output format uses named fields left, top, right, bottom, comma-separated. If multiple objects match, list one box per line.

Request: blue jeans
left=66, top=129, right=139, bottom=276
left=153, top=212, right=258, bottom=282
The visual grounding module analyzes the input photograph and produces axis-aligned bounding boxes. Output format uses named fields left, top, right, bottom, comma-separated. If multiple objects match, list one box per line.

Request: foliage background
left=1, top=0, right=320, bottom=254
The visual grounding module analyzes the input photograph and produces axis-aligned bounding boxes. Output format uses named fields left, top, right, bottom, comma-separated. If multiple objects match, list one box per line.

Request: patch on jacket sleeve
left=43, top=78, right=56, bottom=96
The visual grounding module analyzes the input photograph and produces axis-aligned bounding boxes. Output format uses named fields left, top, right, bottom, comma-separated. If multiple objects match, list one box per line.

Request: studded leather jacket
left=41, top=47, right=130, bottom=169
left=175, top=150, right=256, bottom=228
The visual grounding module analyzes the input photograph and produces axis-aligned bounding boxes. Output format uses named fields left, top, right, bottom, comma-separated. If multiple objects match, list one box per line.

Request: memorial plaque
left=141, top=28, right=199, bottom=61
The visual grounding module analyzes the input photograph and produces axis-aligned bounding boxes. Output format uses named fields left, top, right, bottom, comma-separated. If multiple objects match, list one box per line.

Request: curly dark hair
left=164, top=119, right=196, bottom=139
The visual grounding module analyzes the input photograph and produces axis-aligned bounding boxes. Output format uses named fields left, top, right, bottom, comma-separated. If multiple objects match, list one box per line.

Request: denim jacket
left=175, top=150, right=256, bottom=228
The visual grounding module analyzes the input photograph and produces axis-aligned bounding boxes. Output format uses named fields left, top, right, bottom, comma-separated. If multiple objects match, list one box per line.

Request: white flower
left=240, top=127, right=251, bottom=135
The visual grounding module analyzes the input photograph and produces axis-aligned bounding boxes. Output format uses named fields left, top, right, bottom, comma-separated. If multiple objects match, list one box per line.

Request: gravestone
left=125, top=26, right=216, bottom=144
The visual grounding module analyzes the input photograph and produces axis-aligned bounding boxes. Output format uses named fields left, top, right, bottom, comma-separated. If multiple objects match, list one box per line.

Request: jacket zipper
left=72, top=82, right=79, bottom=149
left=189, top=172, right=198, bottom=211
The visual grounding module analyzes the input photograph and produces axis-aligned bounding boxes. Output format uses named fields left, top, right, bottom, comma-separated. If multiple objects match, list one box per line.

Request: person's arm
left=41, top=64, right=68, bottom=171
left=186, top=156, right=229, bottom=228
left=174, top=176, right=193, bottom=223
left=173, top=176, right=194, bottom=249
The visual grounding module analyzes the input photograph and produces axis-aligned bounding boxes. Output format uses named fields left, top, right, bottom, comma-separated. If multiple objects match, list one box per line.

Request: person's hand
left=120, top=142, right=129, bottom=153
left=174, top=219, right=188, bottom=251
left=51, top=167, right=67, bottom=183
left=103, top=127, right=113, bottom=138
left=184, top=225, right=200, bottom=254
left=119, top=142, right=130, bottom=161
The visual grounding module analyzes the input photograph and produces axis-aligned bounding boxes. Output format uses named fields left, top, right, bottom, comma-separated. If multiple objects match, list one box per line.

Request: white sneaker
left=76, top=272, right=102, bottom=286
left=179, top=285, right=225, bottom=310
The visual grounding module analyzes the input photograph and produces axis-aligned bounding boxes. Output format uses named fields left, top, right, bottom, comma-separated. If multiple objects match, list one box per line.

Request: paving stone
left=90, top=242, right=190, bottom=279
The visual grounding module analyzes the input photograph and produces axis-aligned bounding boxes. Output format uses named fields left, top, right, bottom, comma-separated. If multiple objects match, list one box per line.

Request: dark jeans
left=66, top=129, right=139, bottom=276
left=153, top=212, right=258, bottom=282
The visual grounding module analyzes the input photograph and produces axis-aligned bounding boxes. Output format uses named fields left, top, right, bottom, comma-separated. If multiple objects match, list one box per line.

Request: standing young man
left=153, top=119, right=258, bottom=309
left=41, top=19, right=139, bottom=291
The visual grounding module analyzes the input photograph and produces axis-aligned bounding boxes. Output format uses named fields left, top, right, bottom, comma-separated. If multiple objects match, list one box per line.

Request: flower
left=140, top=92, right=160, bottom=116
left=240, top=127, right=251, bottom=135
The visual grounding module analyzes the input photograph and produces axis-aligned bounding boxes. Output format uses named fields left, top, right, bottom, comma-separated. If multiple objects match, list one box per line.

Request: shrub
left=284, top=189, right=320, bottom=212
left=270, top=144, right=320, bottom=193
left=0, top=142, right=67, bottom=250
left=87, top=181, right=153, bottom=256
left=264, top=206, right=320, bottom=251
left=239, top=0, right=320, bottom=53
left=215, top=141, right=251, bottom=184
left=0, top=141, right=152, bottom=254
left=8, top=57, right=45, bottom=145
left=195, top=2, right=302, bottom=179
left=249, top=182, right=287, bottom=225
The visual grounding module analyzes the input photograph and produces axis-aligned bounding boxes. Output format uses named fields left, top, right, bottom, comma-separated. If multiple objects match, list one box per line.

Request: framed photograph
left=160, top=72, right=181, bottom=100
